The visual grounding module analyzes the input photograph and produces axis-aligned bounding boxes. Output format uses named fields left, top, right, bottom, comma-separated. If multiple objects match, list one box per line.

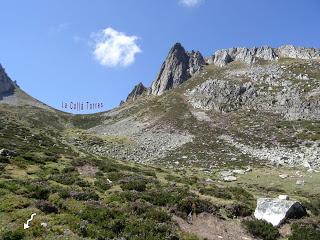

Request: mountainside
left=0, top=64, right=16, bottom=96
left=0, top=65, right=51, bottom=110
left=1, top=43, right=320, bottom=239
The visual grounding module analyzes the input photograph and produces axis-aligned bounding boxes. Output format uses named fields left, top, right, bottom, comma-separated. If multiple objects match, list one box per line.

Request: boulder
left=219, top=170, right=233, bottom=178
left=232, top=169, right=246, bottom=175
left=254, top=197, right=307, bottom=226
left=279, top=174, right=288, bottom=179
left=278, top=195, right=289, bottom=200
left=223, top=176, right=237, bottom=182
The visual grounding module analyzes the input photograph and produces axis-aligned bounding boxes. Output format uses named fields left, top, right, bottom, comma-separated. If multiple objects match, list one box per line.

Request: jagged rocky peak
left=126, top=82, right=148, bottom=102
left=0, top=64, right=17, bottom=96
left=151, top=43, right=205, bottom=96
left=277, top=45, right=320, bottom=59
left=208, top=45, right=320, bottom=67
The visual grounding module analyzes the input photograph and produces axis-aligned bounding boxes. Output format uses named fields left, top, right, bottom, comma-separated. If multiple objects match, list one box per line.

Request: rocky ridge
left=208, top=45, right=320, bottom=67
left=125, top=43, right=320, bottom=102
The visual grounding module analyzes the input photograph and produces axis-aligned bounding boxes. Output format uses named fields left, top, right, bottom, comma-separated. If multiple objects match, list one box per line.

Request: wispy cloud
left=179, top=0, right=203, bottom=7
left=91, top=27, right=141, bottom=68
left=49, top=23, right=70, bottom=35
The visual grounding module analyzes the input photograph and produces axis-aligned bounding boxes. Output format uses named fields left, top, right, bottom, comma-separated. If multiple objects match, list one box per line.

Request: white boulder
left=278, top=195, right=289, bottom=200
left=223, top=176, right=237, bottom=182
left=254, top=197, right=306, bottom=226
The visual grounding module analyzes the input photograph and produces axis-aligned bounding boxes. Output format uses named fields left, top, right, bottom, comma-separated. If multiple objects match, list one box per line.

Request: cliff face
left=186, top=60, right=320, bottom=120
left=0, top=64, right=16, bottom=97
left=150, top=43, right=205, bottom=96
left=208, top=45, right=320, bottom=67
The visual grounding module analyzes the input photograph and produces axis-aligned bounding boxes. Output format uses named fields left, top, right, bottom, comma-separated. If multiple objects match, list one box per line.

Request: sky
left=0, top=0, right=319, bottom=113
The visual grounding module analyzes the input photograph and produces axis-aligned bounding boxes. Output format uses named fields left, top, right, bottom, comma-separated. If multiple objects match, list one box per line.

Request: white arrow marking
left=24, top=213, right=36, bottom=229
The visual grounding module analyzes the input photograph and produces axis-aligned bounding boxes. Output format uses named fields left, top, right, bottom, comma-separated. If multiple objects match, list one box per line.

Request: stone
left=232, top=169, right=246, bottom=175
left=278, top=195, right=289, bottom=200
left=279, top=174, right=288, bottom=179
left=296, top=180, right=304, bottom=185
left=223, top=176, right=237, bottom=182
left=205, top=178, right=214, bottom=183
left=106, top=178, right=112, bottom=184
left=254, top=198, right=307, bottom=226
left=0, top=149, right=16, bottom=157
left=41, top=222, right=48, bottom=228
left=219, top=170, right=233, bottom=178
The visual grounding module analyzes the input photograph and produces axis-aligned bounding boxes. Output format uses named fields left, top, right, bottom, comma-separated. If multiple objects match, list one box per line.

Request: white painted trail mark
left=24, top=213, right=36, bottom=229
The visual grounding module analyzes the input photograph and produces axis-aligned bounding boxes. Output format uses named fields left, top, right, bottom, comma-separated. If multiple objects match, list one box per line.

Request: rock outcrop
left=186, top=60, right=320, bottom=120
left=126, top=82, right=147, bottom=102
left=0, top=64, right=16, bottom=98
left=208, top=45, right=320, bottom=67
left=151, top=43, right=205, bottom=95
left=277, top=45, right=320, bottom=60
left=185, top=79, right=257, bottom=112
left=254, top=197, right=306, bottom=226
left=209, top=46, right=277, bottom=67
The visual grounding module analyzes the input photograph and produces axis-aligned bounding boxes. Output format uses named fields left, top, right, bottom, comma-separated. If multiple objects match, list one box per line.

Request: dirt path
left=174, top=213, right=254, bottom=240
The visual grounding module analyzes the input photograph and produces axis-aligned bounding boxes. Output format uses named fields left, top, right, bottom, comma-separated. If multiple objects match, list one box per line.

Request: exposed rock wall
left=151, top=43, right=205, bottom=95
left=277, top=45, right=320, bottom=60
left=208, top=45, right=320, bottom=67
left=185, top=60, right=320, bottom=120
left=185, top=79, right=257, bottom=112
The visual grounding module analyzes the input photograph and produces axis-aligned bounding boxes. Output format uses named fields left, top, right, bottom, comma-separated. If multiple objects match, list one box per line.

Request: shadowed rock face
left=126, top=82, right=147, bottom=102
left=151, top=43, right=205, bottom=96
left=0, top=64, right=16, bottom=98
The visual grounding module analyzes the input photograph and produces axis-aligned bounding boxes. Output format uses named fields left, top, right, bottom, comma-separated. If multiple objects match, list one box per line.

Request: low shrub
left=243, top=219, right=279, bottom=240
left=303, top=195, right=320, bottom=216
left=289, top=223, right=320, bottom=240
left=72, top=188, right=99, bottom=201
left=2, top=230, right=25, bottom=240
left=94, top=176, right=112, bottom=191
left=36, top=200, right=59, bottom=213
left=120, top=178, right=146, bottom=192
left=199, top=186, right=232, bottom=199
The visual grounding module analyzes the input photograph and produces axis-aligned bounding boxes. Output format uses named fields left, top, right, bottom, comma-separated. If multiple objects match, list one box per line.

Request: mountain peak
left=150, top=43, right=205, bottom=96
left=126, top=82, right=148, bottom=102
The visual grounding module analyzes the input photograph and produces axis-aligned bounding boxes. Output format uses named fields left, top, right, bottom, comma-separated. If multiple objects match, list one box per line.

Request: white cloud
left=180, top=0, right=203, bottom=7
left=91, top=27, right=141, bottom=68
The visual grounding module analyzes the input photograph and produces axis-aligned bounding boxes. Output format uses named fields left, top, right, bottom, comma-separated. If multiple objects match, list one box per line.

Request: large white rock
left=254, top=198, right=306, bottom=227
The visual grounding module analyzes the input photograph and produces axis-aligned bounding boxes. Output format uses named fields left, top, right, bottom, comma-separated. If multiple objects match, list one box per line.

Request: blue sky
left=0, top=0, right=319, bottom=113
